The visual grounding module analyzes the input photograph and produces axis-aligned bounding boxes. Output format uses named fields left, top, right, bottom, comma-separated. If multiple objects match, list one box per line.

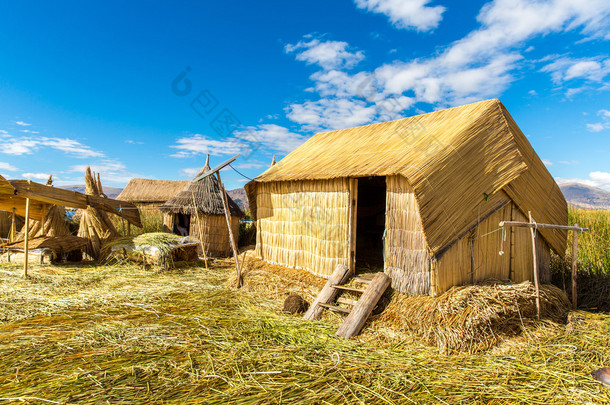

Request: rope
left=229, top=164, right=254, bottom=181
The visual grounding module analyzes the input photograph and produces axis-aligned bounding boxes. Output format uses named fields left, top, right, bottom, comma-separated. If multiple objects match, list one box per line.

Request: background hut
left=117, top=179, right=189, bottom=210
left=77, top=167, right=119, bottom=259
left=159, top=156, right=244, bottom=257
left=245, top=99, right=568, bottom=296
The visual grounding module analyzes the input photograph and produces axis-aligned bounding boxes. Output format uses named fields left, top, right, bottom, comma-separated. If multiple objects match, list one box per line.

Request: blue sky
left=0, top=0, right=609, bottom=190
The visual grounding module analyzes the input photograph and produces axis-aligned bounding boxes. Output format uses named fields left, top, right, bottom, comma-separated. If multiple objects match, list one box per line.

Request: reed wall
left=434, top=199, right=553, bottom=295
left=384, top=175, right=431, bottom=294
left=190, top=214, right=239, bottom=257
left=254, top=179, right=350, bottom=277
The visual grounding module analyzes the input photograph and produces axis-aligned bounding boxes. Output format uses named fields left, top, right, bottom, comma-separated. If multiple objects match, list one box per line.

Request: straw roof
left=246, top=99, right=567, bottom=256
left=117, top=179, right=189, bottom=203
left=159, top=157, right=244, bottom=217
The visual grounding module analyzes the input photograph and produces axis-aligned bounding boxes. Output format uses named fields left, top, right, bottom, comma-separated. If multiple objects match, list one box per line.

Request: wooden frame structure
left=0, top=175, right=141, bottom=276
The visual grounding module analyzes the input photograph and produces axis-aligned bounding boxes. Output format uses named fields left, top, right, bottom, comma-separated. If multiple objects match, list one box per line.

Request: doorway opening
left=173, top=213, right=191, bottom=236
left=355, top=176, right=386, bottom=272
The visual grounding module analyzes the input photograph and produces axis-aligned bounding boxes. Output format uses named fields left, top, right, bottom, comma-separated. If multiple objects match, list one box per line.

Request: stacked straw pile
left=78, top=167, right=119, bottom=260
left=374, top=281, right=571, bottom=354
left=16, top=175, right=71, bottom=240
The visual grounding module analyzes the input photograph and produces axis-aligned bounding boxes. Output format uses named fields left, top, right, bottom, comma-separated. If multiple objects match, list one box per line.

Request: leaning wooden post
left=216, top=171, right=241, bottom=287
left=23, top=197, right=31, bottom=278
left=528, top=211, right=540, bottom=320
left=571, top=223, right=579, bottom=310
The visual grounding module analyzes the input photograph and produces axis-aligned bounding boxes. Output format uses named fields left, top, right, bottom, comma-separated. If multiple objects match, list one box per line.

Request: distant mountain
left=60, top=185, right=123, bottom=199
left=559, top=183, right=610, bottom=210
left=227, top=188, right=249, bottom=212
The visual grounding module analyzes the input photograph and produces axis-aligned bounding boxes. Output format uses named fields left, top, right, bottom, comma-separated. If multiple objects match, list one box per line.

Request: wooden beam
left=23, top=198, right=30, bottom=278
left=193, top=154, right=240, bottom=182
left=528, top=211, right=540, bottom=320
left=572, top=223, right=579, bottom=310
left=499, top=220, right=589, bottom=232
left=216, top=171, right=241, bottom=288
left=303, top=264, right=351, bottom=321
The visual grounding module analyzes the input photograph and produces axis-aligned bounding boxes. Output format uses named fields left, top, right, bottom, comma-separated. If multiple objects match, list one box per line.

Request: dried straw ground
left=0, top=259, right=609, bottom=404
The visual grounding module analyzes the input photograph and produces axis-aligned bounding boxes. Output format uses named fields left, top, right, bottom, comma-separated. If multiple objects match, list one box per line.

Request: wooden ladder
left=303, top=264, right=390, bottom=339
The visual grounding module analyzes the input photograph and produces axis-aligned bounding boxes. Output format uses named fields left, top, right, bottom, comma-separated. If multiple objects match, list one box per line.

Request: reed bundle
left=77, top=167, right=119, bottom=260
left=374, top=281, right=571, bottom=354
left=105, top=232, right=199, bottom=268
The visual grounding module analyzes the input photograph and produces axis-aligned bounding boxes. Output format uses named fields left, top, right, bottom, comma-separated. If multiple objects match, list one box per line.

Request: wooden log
left=23, top=197, right=30, bottom=278
left=528, top=212, right=540, bottom=320
left=318, top=303, right=351, bottom=314
left=572, top=224, right=579, bottom=310
left=303, top=264, right=351, bottom=321
left=337, top=272, right=390, bottom=339
left=216, top=171, right=240, bottom=287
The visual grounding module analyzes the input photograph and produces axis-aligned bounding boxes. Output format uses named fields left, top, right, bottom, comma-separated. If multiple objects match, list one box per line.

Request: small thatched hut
left=245, top=99, right=568, bottom=296
left=159, top=156, right=244, bottom=257
left=117, top=179, right=189, bottom=209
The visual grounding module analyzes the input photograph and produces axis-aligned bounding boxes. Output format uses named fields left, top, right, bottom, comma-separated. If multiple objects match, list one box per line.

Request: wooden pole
left=216, top=171, right=240, bottom=287
left=23, top=198, right=30, bottom=278
left=10, top=208, right=16, bottom=243
left=571, top=223, right=579, bottom=310
left=528, top=211, right=540, bottom=320
left=303, top=264, right=351, bottom=321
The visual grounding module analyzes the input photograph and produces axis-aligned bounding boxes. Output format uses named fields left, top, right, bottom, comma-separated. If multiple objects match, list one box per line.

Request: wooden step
left=332, top=285, right=366, bottom=293
left=337, top=297, right=358, bottom=306
left=318, top=303, right=351, bottom=314
left=353, top=277, right=372, bottom=284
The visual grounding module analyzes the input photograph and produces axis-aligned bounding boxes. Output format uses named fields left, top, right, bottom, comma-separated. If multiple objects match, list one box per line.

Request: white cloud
left=541, top=56, right=610, bottom=85
left=287, top=98, right=378, bottom=132
left=0, top=162, right=18, bottom=171
left=70, top=160, right=138, bottom=185
left=179, top=167, right=201, bottom=178
left=0, top=134, right=103, bottom=158
left=354, top=0, right=446, bottom=32
left=234, top=162, right=264, bottom=169
left=20, top=129, right=39, bottom=134
left=172, top=125, right=309, bottom=158
left=285, top=38, right=364, bottom=70
left=22, top=172, right=51, bottom=181
left=125, top=140, right=144, bottom=145
left=15, top=121, right=31, bottom=126
left=170, top=134, right=244, bottom=158
left=587, top=123, right=605, bottom=132
left=585, top=108, right=610, bottom=132
left=542, top=159, right=553, bottom=166
left=557, top=171, right=610, bottom=191
left=284, top=0, right=610, bottom=133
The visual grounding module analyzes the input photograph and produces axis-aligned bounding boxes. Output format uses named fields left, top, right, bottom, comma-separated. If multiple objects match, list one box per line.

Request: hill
left=559, top=182, right=610, bottom=209
left=227, top=188, right=249, bottom=211
left=60, top=185, right=123, bottom=199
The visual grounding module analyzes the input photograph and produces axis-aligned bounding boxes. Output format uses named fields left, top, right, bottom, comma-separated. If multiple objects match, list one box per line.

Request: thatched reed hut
left=159, top=156, right=244, bottom=257
left=245, top=99, right=568, bottom=296
left=117, top=179, right=189, bottom=209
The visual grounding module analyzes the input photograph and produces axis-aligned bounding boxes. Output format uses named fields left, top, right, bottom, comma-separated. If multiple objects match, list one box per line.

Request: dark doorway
left=355, top=176, right=386, bottom=271
left=173, top=213, right=191, bottom=236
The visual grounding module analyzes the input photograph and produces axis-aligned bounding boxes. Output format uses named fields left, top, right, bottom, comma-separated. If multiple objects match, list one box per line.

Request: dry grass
left=0, top=259, right=608, bottom=404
